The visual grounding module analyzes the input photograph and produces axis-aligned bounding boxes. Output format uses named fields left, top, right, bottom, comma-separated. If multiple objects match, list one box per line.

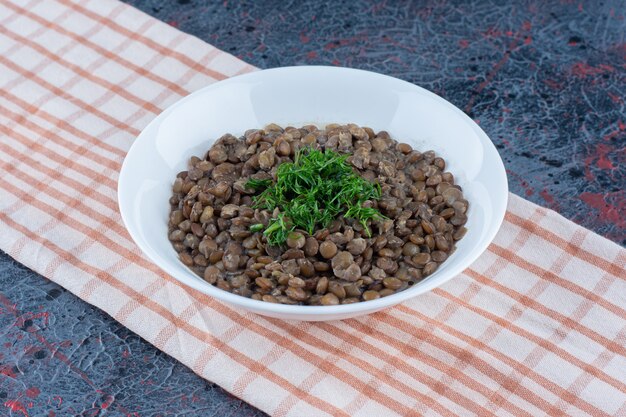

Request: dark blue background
left=1, top=1, right=624, bottom=415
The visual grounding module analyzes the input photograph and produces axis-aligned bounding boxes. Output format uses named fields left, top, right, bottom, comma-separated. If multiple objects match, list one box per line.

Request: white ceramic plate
left=118, top=66, right=508, bottom=321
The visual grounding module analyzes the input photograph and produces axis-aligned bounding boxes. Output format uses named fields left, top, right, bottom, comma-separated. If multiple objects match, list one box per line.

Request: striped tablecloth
left=1, top=0, right=625, bottom=415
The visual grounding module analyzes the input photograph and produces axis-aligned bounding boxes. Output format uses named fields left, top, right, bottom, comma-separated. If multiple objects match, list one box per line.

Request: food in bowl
left=119, top=66, right=508, bottom=321
left=167, top=123, right=468, bottom=305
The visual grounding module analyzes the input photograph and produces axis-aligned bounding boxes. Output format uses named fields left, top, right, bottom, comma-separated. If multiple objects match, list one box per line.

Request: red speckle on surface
left=524, top=36, right=532, bottom=45
left=0, top=293, right=18, bottom=315
left=323, top=34, right=368, bottom=51
left=381, top=35, right=417, bottom=53
left=596, top=144, right=615, bottom=169
left=4, top=342, right=11, bottom=348
left=25, top=387, right=40, bottom=399
left=465, top=26, right=529, bottom=113
left=583, top=142, right=624, bottom=179
left=571, top=62, right=615, bottom=77
left=0, top=364, right=16, bottom=378
left=122, top=349, right=130, bottom=358
left=540, top=189, right=556, bottom=206
left=544, top=79, right=562, bottom=89
left=331, top=59, right=340, bottom=66
left=459, top=39, right=470, bottom=48
left=370, top=0, right=388, bottom=14
left=580, top=191, right=626, bottom=230
left=306, top=51, right=317, bottom=59
left=115, top=404, right=138, bottom=417
left=48, top=412, right=55, bottom=417
left=4, top=400, right=29, bottom=417
left=58, top=340, right=72, bottom=348
left=16, top=311, right=50, bottom=330
left=608, top=92, right=623, bottom=104
left=101, top=395, right=114, bottom=410
left=506, top=169, right=534, bottom=196
left=299, top=32, right=309, bottom=43
left=38, top=334, right=93, bottom=385
left=167, top=20, right=178, bottom=28
left=522, top=21, right=532, bottom=31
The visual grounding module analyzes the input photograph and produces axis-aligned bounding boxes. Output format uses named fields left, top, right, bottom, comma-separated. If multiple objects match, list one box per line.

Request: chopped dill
left=263, top=212, right=291, bottom=247
left=249, top=223, right=264, bottom=232
left=245, top=178, right=272, bottom=190
left=248, top=147, right=386, bottom=245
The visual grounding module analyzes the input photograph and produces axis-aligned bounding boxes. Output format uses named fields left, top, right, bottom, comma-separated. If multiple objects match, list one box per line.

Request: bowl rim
left=118, top=65, right=508, bottom=316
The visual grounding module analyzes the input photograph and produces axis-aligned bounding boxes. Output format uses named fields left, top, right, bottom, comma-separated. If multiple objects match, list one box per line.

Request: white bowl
left=118, top=66, right=507, bottom=321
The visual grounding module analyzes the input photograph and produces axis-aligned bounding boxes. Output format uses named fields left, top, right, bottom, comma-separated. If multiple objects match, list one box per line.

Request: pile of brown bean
left=168, top=123, right=468, bottom=305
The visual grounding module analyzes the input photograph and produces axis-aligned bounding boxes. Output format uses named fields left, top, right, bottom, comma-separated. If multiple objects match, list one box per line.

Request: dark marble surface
left=0, top=252, right=266, bottom=417
left=1, top=1, right=624, bottom=416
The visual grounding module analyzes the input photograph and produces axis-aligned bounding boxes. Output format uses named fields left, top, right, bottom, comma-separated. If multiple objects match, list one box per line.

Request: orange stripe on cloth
left=1, top=104, right=123, bottom=174
left=0, top=89, right=127, bottom=158
left=394, top=305, right=610, bottom=417
left=1, top=0, right=191, bottom=98
left=0, top=128, right=119, bottom=210
left=490, top=244, right=626, bottom=319
left=0, top=25, right=162, bottom=115
left=465, top=269, right=626, bottom=359
left=317, top=318, right=535, bottom=416
left=57, top=0, right=230, bottom=82
left=431, top=287, right=626, bottom=393
left=505, top=211, right=626, bottom=279
left=0, top=55, right=140, bottom=137
left=338, top=313, right=563, bottom=416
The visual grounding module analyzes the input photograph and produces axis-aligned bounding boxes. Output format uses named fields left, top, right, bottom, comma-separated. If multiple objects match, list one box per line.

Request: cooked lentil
left=168, top=123, right=468, bottom=305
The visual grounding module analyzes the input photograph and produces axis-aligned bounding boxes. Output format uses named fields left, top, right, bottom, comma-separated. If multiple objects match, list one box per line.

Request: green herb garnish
left=249, top=223, right=264, bottom=232
left=247, top=148, right=385, bottom=245
left=263, top=212, right=291, bottom=246
left=245, top=178, right=272, bottom=190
